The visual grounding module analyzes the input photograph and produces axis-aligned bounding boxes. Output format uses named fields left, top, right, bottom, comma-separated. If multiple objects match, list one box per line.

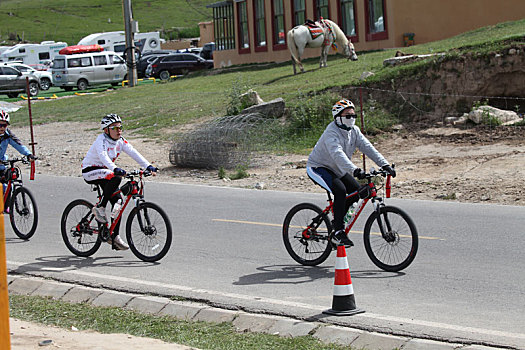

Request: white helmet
left=0, top=110, right=10, bottom=124
left=332, top=99, right=355, bottom=118
left=100, top=113, right=122, bottom=130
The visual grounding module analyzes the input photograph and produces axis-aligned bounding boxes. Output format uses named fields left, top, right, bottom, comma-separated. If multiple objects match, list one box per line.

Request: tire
left=63, top=87, right=74, bottom=92
left=9, top=187, right=38, bottom=240
left=28, top=81, right=39, bottom=97
left=7, top=92, right=19, bottom=98
left=40, top=78, right=51, bottom=90
left=282, top=203, right=333, bottom=266
left=158, top=70, right=170, bottom=81
left=61, top=199, right=101, bottom=257
left=126, top=202, right=172, bottom=262
left=363, top=206, right=418, bottom=272
left=77, top=79, right=88, bottom=90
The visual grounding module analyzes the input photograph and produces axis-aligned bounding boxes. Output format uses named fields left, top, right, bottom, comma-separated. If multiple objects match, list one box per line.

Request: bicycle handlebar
left=367, top=163, right=395, bottom=178
left=0, top=156, right=38, bottom=166
left=124, top=169, right=153, bottom=178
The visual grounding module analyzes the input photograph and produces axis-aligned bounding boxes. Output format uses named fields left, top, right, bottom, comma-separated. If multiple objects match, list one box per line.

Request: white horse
left=287, top=19, right=358, bottom=74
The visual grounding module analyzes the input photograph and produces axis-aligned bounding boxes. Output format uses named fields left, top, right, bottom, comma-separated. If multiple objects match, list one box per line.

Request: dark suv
left=0, top=65, right=40, bottom=98
left=145, top=53, right=213, bottom=80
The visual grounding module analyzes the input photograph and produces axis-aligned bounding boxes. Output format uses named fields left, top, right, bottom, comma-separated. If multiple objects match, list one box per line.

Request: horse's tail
left=287, top=28, right=299, bottom=64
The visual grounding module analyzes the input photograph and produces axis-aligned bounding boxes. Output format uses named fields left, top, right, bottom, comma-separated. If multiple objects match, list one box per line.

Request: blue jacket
left=0, top=129, right=32, bottom=171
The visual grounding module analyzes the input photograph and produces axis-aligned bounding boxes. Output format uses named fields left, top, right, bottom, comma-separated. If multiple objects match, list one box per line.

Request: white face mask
left=341, top=117, right=355, bottom=129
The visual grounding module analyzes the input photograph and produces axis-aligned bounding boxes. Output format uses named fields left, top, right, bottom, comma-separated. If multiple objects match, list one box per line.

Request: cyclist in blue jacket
left=0, top=111, right=35, bottom=207
left=306, top=99, right=396, bottom=247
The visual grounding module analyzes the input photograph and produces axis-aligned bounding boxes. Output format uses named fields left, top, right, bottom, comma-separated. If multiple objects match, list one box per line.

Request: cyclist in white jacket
left=82, top=113, right=157, bottom=250
left=306, top=99, right=396, bottom=247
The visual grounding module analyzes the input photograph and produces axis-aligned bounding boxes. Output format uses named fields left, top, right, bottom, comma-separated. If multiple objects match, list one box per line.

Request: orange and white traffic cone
left=323, top=244, right=364, bottom=316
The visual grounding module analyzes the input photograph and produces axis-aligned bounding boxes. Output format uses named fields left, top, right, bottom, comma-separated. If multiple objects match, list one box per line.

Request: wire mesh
left=169, top=112, right=274, bottom=169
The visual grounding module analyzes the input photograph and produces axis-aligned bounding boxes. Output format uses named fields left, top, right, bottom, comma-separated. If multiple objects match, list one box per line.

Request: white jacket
left=307, top=122, right=388, bottom=178
left=82, top=133, right=149, bottom=171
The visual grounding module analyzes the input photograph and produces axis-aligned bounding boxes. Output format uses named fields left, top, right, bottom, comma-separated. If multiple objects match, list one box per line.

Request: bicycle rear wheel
left=61, top=199, right=101, bottom=257
left=282, top=203, right=333, bottom=266
left=363, top=205, right=418, bottom=272
left=9, top=187, right=38, bottom=240
left=126, top=202, right=172, bottom=262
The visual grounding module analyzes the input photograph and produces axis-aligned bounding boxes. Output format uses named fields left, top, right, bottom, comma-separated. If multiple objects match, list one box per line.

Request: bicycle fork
left=372, top=199, right=395, bottom=242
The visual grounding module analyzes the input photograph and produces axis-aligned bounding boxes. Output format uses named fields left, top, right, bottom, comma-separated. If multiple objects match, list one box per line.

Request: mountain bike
left=283, top=167, right=418, bottom=272
left=1, top=157, right=38, bottom=239
left=61, top=169, right=172, bottom=262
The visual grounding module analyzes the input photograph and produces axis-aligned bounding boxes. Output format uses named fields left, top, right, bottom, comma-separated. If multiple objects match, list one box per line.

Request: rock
left=241, top=98, right=285, bottom=118
left=467, top=106, right=522, bottom=125
left=359, top=71, right=375, bottom=80
left=254, top=182, right=265, bottom=190
left=239, top=89, right=264, bottom=107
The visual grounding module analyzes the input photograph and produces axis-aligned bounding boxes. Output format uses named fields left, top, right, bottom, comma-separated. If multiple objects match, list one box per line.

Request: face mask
left=341, top=117, right=355, bottom=129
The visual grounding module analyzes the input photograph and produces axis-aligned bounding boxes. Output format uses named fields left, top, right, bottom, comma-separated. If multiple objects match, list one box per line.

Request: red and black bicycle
left=1, top=157, right=38, bottom=240
left=61, top=169, right=172, bottom=262
left=283, top=167, right=418, bottom=272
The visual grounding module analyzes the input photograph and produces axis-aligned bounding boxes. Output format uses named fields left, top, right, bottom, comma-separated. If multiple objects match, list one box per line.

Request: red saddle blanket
left=307, top=26, right=324, bottom=40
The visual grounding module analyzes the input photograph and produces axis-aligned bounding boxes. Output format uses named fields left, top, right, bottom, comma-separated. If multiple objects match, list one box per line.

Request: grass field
left=0, top=0, right=216, bottom=44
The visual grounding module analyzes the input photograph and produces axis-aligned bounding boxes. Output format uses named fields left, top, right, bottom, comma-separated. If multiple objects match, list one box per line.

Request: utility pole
left=123, top=0, right=137, bottom=87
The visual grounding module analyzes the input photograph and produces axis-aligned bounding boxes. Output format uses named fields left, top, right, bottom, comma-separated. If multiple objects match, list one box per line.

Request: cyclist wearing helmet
left=82, top=113, right=158, bottom=250
left=306, top=99, right=396, bottom=247
left=0, top=111, right=36, bottom=199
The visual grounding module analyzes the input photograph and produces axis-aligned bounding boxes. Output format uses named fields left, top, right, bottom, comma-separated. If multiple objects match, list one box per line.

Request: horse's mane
left=322, top=19, right=349, bottom=45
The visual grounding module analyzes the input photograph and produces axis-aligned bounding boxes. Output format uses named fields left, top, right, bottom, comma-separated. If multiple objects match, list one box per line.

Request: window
left=314, top=0, right=330, bottom=20
left=365, top=0, right=388, bottom=41
left=291, top=0, right=306, bottom=27
left=39, top=52, right=50, bottom=60
left=97, top=39, right=106, bottom=45
left=253, top=0, right=267, bottom=51
left=339, top=0, right=358, bottom=40
left=53, top=59, right=65, bottom=69
left=79, top=57, right=92, bottom=67
left=209, top=2, right=235, bottom=51
left=237, top=1, right=250, bottom=53
left=14, top=65, right=29, bottom=73
left=272, top=0, right=286, bottom=49
left=93, top=55, right=108, bottom=66
left=18, top=48, right=25, bottom=53
left=2, top=67, right=19, bottom=75
left=114, top=44, right=126, bottom=53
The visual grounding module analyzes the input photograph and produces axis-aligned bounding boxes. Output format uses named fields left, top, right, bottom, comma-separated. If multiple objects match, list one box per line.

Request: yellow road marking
left=212, top=218, right=444, bottom=240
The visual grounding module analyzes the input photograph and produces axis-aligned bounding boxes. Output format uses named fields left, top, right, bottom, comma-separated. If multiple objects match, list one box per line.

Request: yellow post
left=0, top=197, right=10, bottom=349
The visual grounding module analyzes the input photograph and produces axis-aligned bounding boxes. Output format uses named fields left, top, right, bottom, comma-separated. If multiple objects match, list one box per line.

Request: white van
left=77, top=31, right=162, bottom=55
left=51, top=51, right=127, bottom=91
left=0, top=41, right=67, bottom=66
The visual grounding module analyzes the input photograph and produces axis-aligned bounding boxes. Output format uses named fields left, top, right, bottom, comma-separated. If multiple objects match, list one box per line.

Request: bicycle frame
left=89, top=170, right=150, bottom=240
left=302, top=173, right=392, bottom=240
left=2, top=161, right=23, bottom=208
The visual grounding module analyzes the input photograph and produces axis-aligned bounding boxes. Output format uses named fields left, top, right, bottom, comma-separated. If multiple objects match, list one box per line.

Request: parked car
left=51, top=51, right=127, bottom=91
left=200, top=42, right=215, bottom=60
left=6, top=62, right=53, bottom=90
left=145, top=53, right=213, bottom=80
left=0, top=65, right=39, bottom=98
left=136, top=50, right=175, bottom=78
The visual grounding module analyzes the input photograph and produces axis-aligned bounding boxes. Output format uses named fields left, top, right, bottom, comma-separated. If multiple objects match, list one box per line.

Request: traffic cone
left=323, top=244, right=365, bottom=316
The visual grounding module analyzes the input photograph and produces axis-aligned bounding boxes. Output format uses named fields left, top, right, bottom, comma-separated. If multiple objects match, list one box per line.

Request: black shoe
left=331, top=230, right=354, bottom=247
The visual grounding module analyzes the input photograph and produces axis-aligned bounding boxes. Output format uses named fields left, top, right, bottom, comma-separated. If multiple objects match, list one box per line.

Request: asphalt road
left=4, top=174, right=525, bottom=348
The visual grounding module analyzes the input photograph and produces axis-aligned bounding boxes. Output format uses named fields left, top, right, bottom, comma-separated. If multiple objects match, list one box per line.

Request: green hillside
left=0, top=0, right=216, bottom=45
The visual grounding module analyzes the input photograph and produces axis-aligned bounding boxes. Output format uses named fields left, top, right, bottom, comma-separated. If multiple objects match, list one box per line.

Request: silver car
left=52, top=51, right=127, bottom=91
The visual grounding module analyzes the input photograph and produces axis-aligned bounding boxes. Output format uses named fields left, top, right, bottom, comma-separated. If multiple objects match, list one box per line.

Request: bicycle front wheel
left=364, top=206, right=418, bottom=272
left=126, top=202, right=172, bottom=262
left=283, top=203, right=333, bottom=266
left=9, top=187, right=38, bottom=240
left=61, top=199, right=101, bottom=257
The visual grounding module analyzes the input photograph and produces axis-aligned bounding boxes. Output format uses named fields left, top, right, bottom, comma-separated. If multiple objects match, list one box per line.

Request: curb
left=7, top=275, right=503, bottom=350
